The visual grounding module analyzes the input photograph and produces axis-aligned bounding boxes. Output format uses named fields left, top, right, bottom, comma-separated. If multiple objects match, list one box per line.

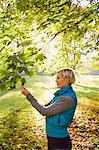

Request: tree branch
left=49, top=9, right=93, bottom=42
left=56, top=0, right=71, bottom=8
left=49, top=28, right=67, bottom=42
left=0, top=42, right=11, bottom=52
left=30, top=48, right=42, bottom=56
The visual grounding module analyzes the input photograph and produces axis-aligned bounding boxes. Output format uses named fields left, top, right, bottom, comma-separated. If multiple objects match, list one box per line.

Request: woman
left=21, top=68, right=77, bottom=150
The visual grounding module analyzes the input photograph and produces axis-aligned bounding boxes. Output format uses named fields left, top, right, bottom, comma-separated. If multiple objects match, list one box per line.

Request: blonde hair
left=57, top=68, right=76, bottom=84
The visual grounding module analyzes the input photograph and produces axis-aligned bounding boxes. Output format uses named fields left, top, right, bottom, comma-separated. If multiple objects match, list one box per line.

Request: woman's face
left=56, top=72, right=69, bottom=88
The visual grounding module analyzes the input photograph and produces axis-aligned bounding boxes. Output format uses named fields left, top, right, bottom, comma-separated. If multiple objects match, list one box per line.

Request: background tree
left=0, top=0, right=98, bottom=90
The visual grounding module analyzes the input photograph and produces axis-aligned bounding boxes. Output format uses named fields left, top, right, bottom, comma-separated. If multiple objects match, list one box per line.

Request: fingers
left=21, top=85, right=26, bottom=90
left=21, top=86, right=26, bottom=93
left=21, top=84, right=30, bottom=96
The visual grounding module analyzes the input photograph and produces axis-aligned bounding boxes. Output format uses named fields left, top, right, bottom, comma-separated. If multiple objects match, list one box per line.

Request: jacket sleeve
left=44, top=101, right=51, bottom=106
left=26, top=93, right=73, bottom=116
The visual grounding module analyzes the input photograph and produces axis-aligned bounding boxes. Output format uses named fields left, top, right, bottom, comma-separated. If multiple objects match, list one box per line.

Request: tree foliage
left=0, top=0, right=98, bottom=90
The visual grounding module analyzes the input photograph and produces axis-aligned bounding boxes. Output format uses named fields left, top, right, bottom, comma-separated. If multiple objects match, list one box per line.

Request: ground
left=0, top=75, right=99, bottom=150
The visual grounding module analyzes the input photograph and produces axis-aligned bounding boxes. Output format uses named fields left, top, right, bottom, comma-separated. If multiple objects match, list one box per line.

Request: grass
left=0, top=75, right=99, bottom=150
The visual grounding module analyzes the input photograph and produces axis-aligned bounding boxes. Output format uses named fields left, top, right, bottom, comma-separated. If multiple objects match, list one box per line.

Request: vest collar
left=54, top=85, right=72, bottom=96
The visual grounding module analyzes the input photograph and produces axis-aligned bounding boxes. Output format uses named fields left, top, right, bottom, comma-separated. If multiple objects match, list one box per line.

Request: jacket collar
left=54, top=85, right=72, bottom=96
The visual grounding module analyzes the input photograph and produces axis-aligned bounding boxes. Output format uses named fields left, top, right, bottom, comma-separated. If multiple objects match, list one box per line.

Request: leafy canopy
left=0, top=0, right=98, bottom=90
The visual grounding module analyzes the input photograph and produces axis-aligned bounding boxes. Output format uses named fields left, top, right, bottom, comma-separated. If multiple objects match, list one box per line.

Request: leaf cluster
left=0, top=0, right=98, bottom=90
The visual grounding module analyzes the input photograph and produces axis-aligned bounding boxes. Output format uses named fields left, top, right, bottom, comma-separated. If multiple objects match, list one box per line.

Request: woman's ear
left=64, top=79, right=70, bottom=85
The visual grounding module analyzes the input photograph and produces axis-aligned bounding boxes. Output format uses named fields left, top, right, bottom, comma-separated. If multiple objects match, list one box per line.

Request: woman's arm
left=27, top=93, right=73, bottom=116
left=44, top=102, right=51, bottom=106
left=21, top=86, right=73, bottom=116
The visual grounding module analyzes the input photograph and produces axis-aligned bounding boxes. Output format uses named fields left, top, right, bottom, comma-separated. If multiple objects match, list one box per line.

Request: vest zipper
left=58, top=115, right=60, bottom=124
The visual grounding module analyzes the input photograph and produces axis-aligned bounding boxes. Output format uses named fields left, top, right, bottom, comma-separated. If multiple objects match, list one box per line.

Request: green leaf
left=21, top=78, right=26, bottom=85
left=28, top=70, right=37, bottom=77
left=0, top=83, right=6, bottom=91
left=35, top=54, right=46, bottom=61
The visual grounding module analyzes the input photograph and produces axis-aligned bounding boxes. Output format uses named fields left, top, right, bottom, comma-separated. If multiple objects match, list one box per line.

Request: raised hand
left=21, top=86, right=30, bottom=96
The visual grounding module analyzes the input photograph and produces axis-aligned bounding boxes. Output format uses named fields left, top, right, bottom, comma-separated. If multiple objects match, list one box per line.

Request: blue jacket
left=46, top=85, right=77, bottom=138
